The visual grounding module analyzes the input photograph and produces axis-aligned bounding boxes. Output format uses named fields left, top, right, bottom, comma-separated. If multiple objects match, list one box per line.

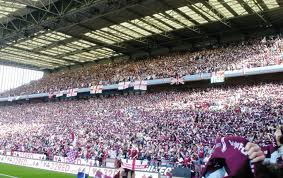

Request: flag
left=77, top=172, right=88, bottom=178
left=55, top=91, right=64, bottom=97
left=77, top=168, right=89, bottom=178
left=7, top=96, right=13, bottom=102
left=242, top=66, right=247, bottom=75
left=211, top=71, right=225, bottom=83
left=217, top=70, right=225, bottom=75
left=201, top=137, right=258, bottom=178
left=118, top=82, right=131, bottom=90
left=48, top=93, right=54, bottom=99
left=66, top=88, right=78, bottom=97
left=134, top=81, right=147, bottom=90
left=261, top=36, right=266, bottom=43
left=67, top=149, right=77, bottom=164
left=70, top=131, right=75, bottom=142
left=170, top=76, right=184, bottom=85
left=274, top=55, right=282, bottom=65
left=121, top=159, right=148, bottom=171
left=72, top=134, right=77, bottom=146
left=90, top=85, right=103, bottom=94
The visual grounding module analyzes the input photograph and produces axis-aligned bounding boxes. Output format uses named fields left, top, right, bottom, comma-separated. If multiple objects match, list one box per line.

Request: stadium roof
left=0, top=0, right=282, bottom=70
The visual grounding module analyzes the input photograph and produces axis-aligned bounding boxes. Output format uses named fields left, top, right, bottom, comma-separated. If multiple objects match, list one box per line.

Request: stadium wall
left=0, top=155, right=118, bottom=177
left=0, top=155, right=160, bottom=178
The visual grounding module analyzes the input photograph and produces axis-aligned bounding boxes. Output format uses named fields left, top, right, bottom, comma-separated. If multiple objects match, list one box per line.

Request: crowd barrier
left=1, top=64, right=283, bottom=102
left=0, top=155, right=119, bottom=177
left=0, top=154, right=193, bottom=178
left=0, top=150, right=175, bottom=175
left=0, top=155, right=168, bottom=178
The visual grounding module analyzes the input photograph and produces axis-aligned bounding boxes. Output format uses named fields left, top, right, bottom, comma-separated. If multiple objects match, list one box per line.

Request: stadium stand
left=1, top=36, right=283, bottom=97
left=0, top=83, right=282, bottom=175
left=0, top=0, right=283, bottom=178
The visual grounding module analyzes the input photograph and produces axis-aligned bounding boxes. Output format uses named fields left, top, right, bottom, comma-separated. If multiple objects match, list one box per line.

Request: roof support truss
left=125, top=9, right=174, bottom=39
left=255, top=0, right=269, bottom=10
left=201, top=1, right=232, bottom=28
left=149, top=0, right=202, bottom=34
left=217, top=0, right=239, bottom=17
left=236, top=0, right=271, bottom=25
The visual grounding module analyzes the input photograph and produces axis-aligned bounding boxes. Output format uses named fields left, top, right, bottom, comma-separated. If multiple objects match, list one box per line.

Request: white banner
left=66, top=88, right=78, bottom=97
left=53, top=156, right=98, bottom=167
left=53, top=156, right=67, bottom=163
left=135, top=171, right=159, bottom=178
left=211, top=71, right=225, bottom=83
left=13, top=151, right=46, bottom=160
left=0, top=155, right=118, bottom=177
left=118, top=82, right=131, bottom=90
left=170, top=76, right=184, bottom=85
left=55, top=91, right=64, bottom=97
left=90, top=85, right=103, bottom=94
left=121, top=159, right=148, bottom=171
left=74, top=158, right=98, bottom=167
left=134, top=81, right=147, bottom=90
left=0, top=150, right=4, bottom=155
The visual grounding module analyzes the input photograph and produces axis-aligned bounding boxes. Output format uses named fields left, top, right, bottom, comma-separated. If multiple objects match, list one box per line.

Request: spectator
left=1, top=35, right=282, bottom=97
left=0, top=82, right=282, bottom=173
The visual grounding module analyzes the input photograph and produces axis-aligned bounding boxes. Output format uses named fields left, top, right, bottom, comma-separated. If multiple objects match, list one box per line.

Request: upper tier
left=1, top=36, right=283, bottom=97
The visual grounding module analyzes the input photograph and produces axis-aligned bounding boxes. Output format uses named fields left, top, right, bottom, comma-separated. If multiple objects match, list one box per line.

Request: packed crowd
left=1, top=35, right=283, bottom=96
left=0, top=83, right=282, bottom=170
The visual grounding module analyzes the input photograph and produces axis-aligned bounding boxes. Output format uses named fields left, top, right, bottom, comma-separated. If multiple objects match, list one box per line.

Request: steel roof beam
left=255, top=0, right=269, bottom=10
left=184, top=1, right=232, bottom=29
left=0, top=50, right=58, bottom=66
left=70, top=24, right=150, bottom=57
left=87, top=29, right=127, bottom=45
left=10, top=45, right=78, bottom=64
left=148, top=0, right=202, bottom=34
left=77, top=24, right=127, bottom=48
left=0, top=0, right=58, bottom=32
left=0, top=0, right=149, bottom=45
left=100, top=17, right=161, bottom=53
left=105, top=26, right=149, bottom=44
left=126, top=5, right=196, bottom=50
left=186, top=0, right=247, bottom=36
left=175, top=8, right=200, bottom=25
left=217, top=0, right=239, bottom=17
left=126, top=21, right=156, bottom=36
left=25, top=31, right=108, bottom=56
left=61, top=17, right=140, bottom=56
left=0, top=0, right=150, bottom=69
left=236, top=0, right=271, bottom=25
left=135, top=3, right=201, bottom=45
left=57, top=46, right=111, bottom=59
left=99, top=17, right=151, bottom=44
left=0, top=22, right=15, bottom=32
left=201, top=1, right=232, bottom=28
left=276, top=0, right=283, bottom=7
left=235, top=0, right=254, bottom=14
left=62, top=31, right=129, bottom=55
left=125, top=8, right=174, bottom=39
left=31, top=38, right=77, bottom=52
left=163, top=12, right=201, bottom=34
left=0, top=59, right=42, bottom=70
left=185, top=4, right=212, bottom=23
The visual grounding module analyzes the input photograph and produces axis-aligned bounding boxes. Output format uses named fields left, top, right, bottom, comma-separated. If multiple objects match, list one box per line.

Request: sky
left=0, top=65, right=43, bottom=94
